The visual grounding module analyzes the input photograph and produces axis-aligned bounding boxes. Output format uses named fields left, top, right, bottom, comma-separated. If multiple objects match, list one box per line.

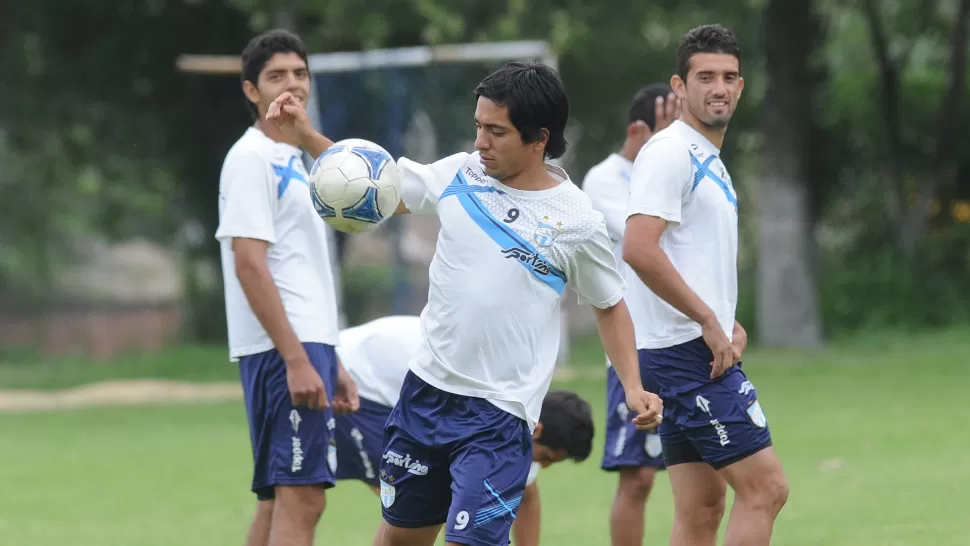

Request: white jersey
left=398, top=151, right=625, bottom=430
left=215, top=127, right=340, bottom=361
left=625, top=120, right=738, bottom=349
left=335, top=315, right=423, bottom=408
left=526, top=462, right=540, bottom=487
left=582, top=153, right=636, bottom=367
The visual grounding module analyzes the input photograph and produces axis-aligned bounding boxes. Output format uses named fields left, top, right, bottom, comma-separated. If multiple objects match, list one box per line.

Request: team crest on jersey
left=747, top=401, right=768, bottom=428
left=534, top=219, right=561, bottom=248
left=380, top=480, right=396, bottom=508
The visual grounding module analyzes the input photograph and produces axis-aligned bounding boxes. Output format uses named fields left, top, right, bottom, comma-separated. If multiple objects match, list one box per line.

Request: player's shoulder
left=543, top=181, right=609, bottom=239
left=632, top=123, right=692, bottom=174
left=582, top=154, right=626, bottom=186
left=224, top=128, right=278, bottom=165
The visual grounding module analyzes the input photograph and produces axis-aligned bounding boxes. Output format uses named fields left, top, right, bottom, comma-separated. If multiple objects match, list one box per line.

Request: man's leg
left=376, top=372, right=453, bottom=546
left=667, top=462, right=726, bottom=546
left=610, top=466, right=658, bottom=546
left=719, top=446, right=789, bottom=546
left=245, top=499, right=274, bottom=546
left=268, top=486, right=327, bottom=546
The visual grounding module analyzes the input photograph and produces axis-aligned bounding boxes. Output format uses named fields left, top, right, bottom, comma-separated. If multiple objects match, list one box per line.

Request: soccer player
left=622, top=25, right=790, bottom=546
left=215, top=29, right=359, bottom=546
left=266, top=59, right=663, bottom=546
left=583, top=84, right=681, bottom=546
left=332, top=315, right=596, bottom=546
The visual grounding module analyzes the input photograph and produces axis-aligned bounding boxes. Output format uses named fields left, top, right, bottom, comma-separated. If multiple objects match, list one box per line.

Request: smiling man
left=215, top=29, right=357, bottom=546
left=621, top=24, right=789, bottom=546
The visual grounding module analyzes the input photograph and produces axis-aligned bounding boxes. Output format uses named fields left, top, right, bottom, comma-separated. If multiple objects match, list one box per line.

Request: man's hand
left=266, top=91, right=314, bottom=142
left=286, top=356, right=329, bottom=410
left=624, top=388, right=664, bottom=430
left=654, top=92, right=682, bottom=133
left=703, top=318, right=735, bottom=379
left=332, top=362, right=360, bottom=415
left=732, top=321, right=748, bottom=365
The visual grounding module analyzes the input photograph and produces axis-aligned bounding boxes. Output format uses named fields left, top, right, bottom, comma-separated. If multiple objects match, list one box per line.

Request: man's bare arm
left=511, top=482, right=540, bottom=546
left=233, top=238, right=327, bottom=408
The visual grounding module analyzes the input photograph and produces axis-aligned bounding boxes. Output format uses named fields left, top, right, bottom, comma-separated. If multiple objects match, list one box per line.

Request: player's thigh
left=378, top=374, right=453, bottom=529
left=239, top=344, right=338, bottom=499
left=445, top=404, right=533, bottom=546
left=667, top=462, right=727, bottom=521
left=375, top=519, right=442, bottom=546
left=333, top=397, right=390, bottom=487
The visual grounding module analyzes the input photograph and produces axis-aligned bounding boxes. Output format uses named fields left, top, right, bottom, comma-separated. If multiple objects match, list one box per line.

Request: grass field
left=0, top=328, right=968, bottom=545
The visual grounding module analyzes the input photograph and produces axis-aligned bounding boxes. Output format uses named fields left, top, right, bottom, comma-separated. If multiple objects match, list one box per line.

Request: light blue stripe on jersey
left=441, top=172, right=567, bottom=295
left=689, top=152, right=738, bottom=211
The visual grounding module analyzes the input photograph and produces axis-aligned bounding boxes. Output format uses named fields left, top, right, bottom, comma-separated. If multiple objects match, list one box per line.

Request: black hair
left=240, top=29, right=309, bottom=119
left=474, top=60, right=569, bottom=160
left=676, top=24, right=742, bottom=82
left=536, top=390, right=594, bottom=462
left=627, top=83, right=674, bottom=131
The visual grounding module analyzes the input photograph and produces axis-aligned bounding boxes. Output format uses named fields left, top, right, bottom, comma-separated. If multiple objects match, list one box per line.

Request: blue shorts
left=379, top=372, right=533, bottom=546
left=239, top=343, right=338, bottom=499
left=643, top=337, right=772, bottom=470
left=601, top=365, right=666, bottom=471
left=333, top=396, right=392, bottom=487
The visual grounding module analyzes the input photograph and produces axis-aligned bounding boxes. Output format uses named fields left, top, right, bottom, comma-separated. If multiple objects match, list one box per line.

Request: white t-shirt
left=335, top=315, right=423, bottom=408
left=526, top=462, right=540, bottom=487
left=398, top=152, right=626, bottom=431
left=582, top=153, right=636, bottom=367
left=625, top=120, right=738, bottom=349
left=215, top=127, right=340, bottom=361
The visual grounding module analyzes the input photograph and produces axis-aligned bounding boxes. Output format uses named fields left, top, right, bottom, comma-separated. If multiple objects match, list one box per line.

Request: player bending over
left=331, top=315, right=595, bottom=546
left=215, top=29, right=359, bottom=546
left=267, top=59, right=663, bottom=546
left=622, top=25, right=790, bottom=546
left=583, top=83, right=681, bottom=546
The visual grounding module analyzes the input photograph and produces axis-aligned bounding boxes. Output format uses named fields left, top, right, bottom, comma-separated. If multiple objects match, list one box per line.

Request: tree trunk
left=757, top=0, right=824, bottom=348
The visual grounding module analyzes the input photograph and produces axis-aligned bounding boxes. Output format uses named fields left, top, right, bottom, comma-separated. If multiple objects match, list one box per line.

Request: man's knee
left=724, top=448, right=789, bottom=514
left=617, top=467, right=658, bottom=501
left=678, top=488, right=726, bottom=528
left=275, top=485, right=327, bottom=521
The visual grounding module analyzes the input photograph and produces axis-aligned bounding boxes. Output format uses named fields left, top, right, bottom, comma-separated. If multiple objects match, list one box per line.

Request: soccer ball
left=309, top=138, right=401, bottom=233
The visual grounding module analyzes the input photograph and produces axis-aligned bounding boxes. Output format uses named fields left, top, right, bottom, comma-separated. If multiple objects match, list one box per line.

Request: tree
left=757, top=0, right=824, bottom=347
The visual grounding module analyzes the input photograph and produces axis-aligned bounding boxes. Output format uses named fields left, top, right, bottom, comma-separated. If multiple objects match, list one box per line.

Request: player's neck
left=683, top=115, right=726, bottom=150
left=254, top=119, right=302, bottom=148
left=500, top=162, right=557, bottom=191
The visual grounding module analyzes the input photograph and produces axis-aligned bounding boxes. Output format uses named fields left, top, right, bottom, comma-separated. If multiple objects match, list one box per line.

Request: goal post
left=177, top=40, right=571, bottom=367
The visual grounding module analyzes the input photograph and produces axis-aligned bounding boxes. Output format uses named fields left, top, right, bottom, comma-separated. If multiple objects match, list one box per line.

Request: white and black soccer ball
left=309, top=138, right=401, bottom=233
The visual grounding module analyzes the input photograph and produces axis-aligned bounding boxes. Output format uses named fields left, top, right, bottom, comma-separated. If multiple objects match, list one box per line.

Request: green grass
left=0, top=329, right=968, bottom=545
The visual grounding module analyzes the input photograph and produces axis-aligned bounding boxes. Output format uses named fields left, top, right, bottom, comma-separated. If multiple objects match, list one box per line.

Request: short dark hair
left=536, top=390, right=594, bottom=462
left=676, top=24, right=741, bottom=82
left=474, top=60, right=569, bottom=160
left=240, top=29, right=309, bottom=119
left=628, top=83, right=674, bottom=131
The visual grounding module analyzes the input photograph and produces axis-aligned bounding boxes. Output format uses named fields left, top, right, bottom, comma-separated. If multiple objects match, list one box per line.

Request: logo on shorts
left=383, top=450, right=429, bottom=476
left=747, top=401, right=768, bottom=428
left=380, top=480, right=396, bottom=508
left=695, top=395, right=712, bottom=415
left=738, top=381, right=755, bottom=396
left=327, top=441, right=338, bottom=473
left=645, top=433, right=663, bottom=458
left=291, top=436, right=304, bottom=473
left=351, top=427, right=376, bottom=480
left=289, top=409, right=302, bottom=433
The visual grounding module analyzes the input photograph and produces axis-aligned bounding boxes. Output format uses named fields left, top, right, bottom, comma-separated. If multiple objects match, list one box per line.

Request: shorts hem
left=381, top=511, right=446, bottom=530
left=252, top=475, right=336, bottom=497
left=708, top=440, right=773, bottom=470
left=444, top=533, right=509, bottom=546
left=601, top=460, right=666, bottom=472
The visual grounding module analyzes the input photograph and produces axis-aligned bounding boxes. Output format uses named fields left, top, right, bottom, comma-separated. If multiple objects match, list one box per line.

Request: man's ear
left=532, top=421, right=543, bottom=441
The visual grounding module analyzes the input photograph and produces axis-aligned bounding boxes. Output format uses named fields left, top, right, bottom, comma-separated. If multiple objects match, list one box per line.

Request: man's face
left=676, top=53, right=743, bottom=129
left=531, top=423, right=568, bottom=468
left=244, top=52, right=310, bottom=118
left=473, top=96, right=543, bottom=181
